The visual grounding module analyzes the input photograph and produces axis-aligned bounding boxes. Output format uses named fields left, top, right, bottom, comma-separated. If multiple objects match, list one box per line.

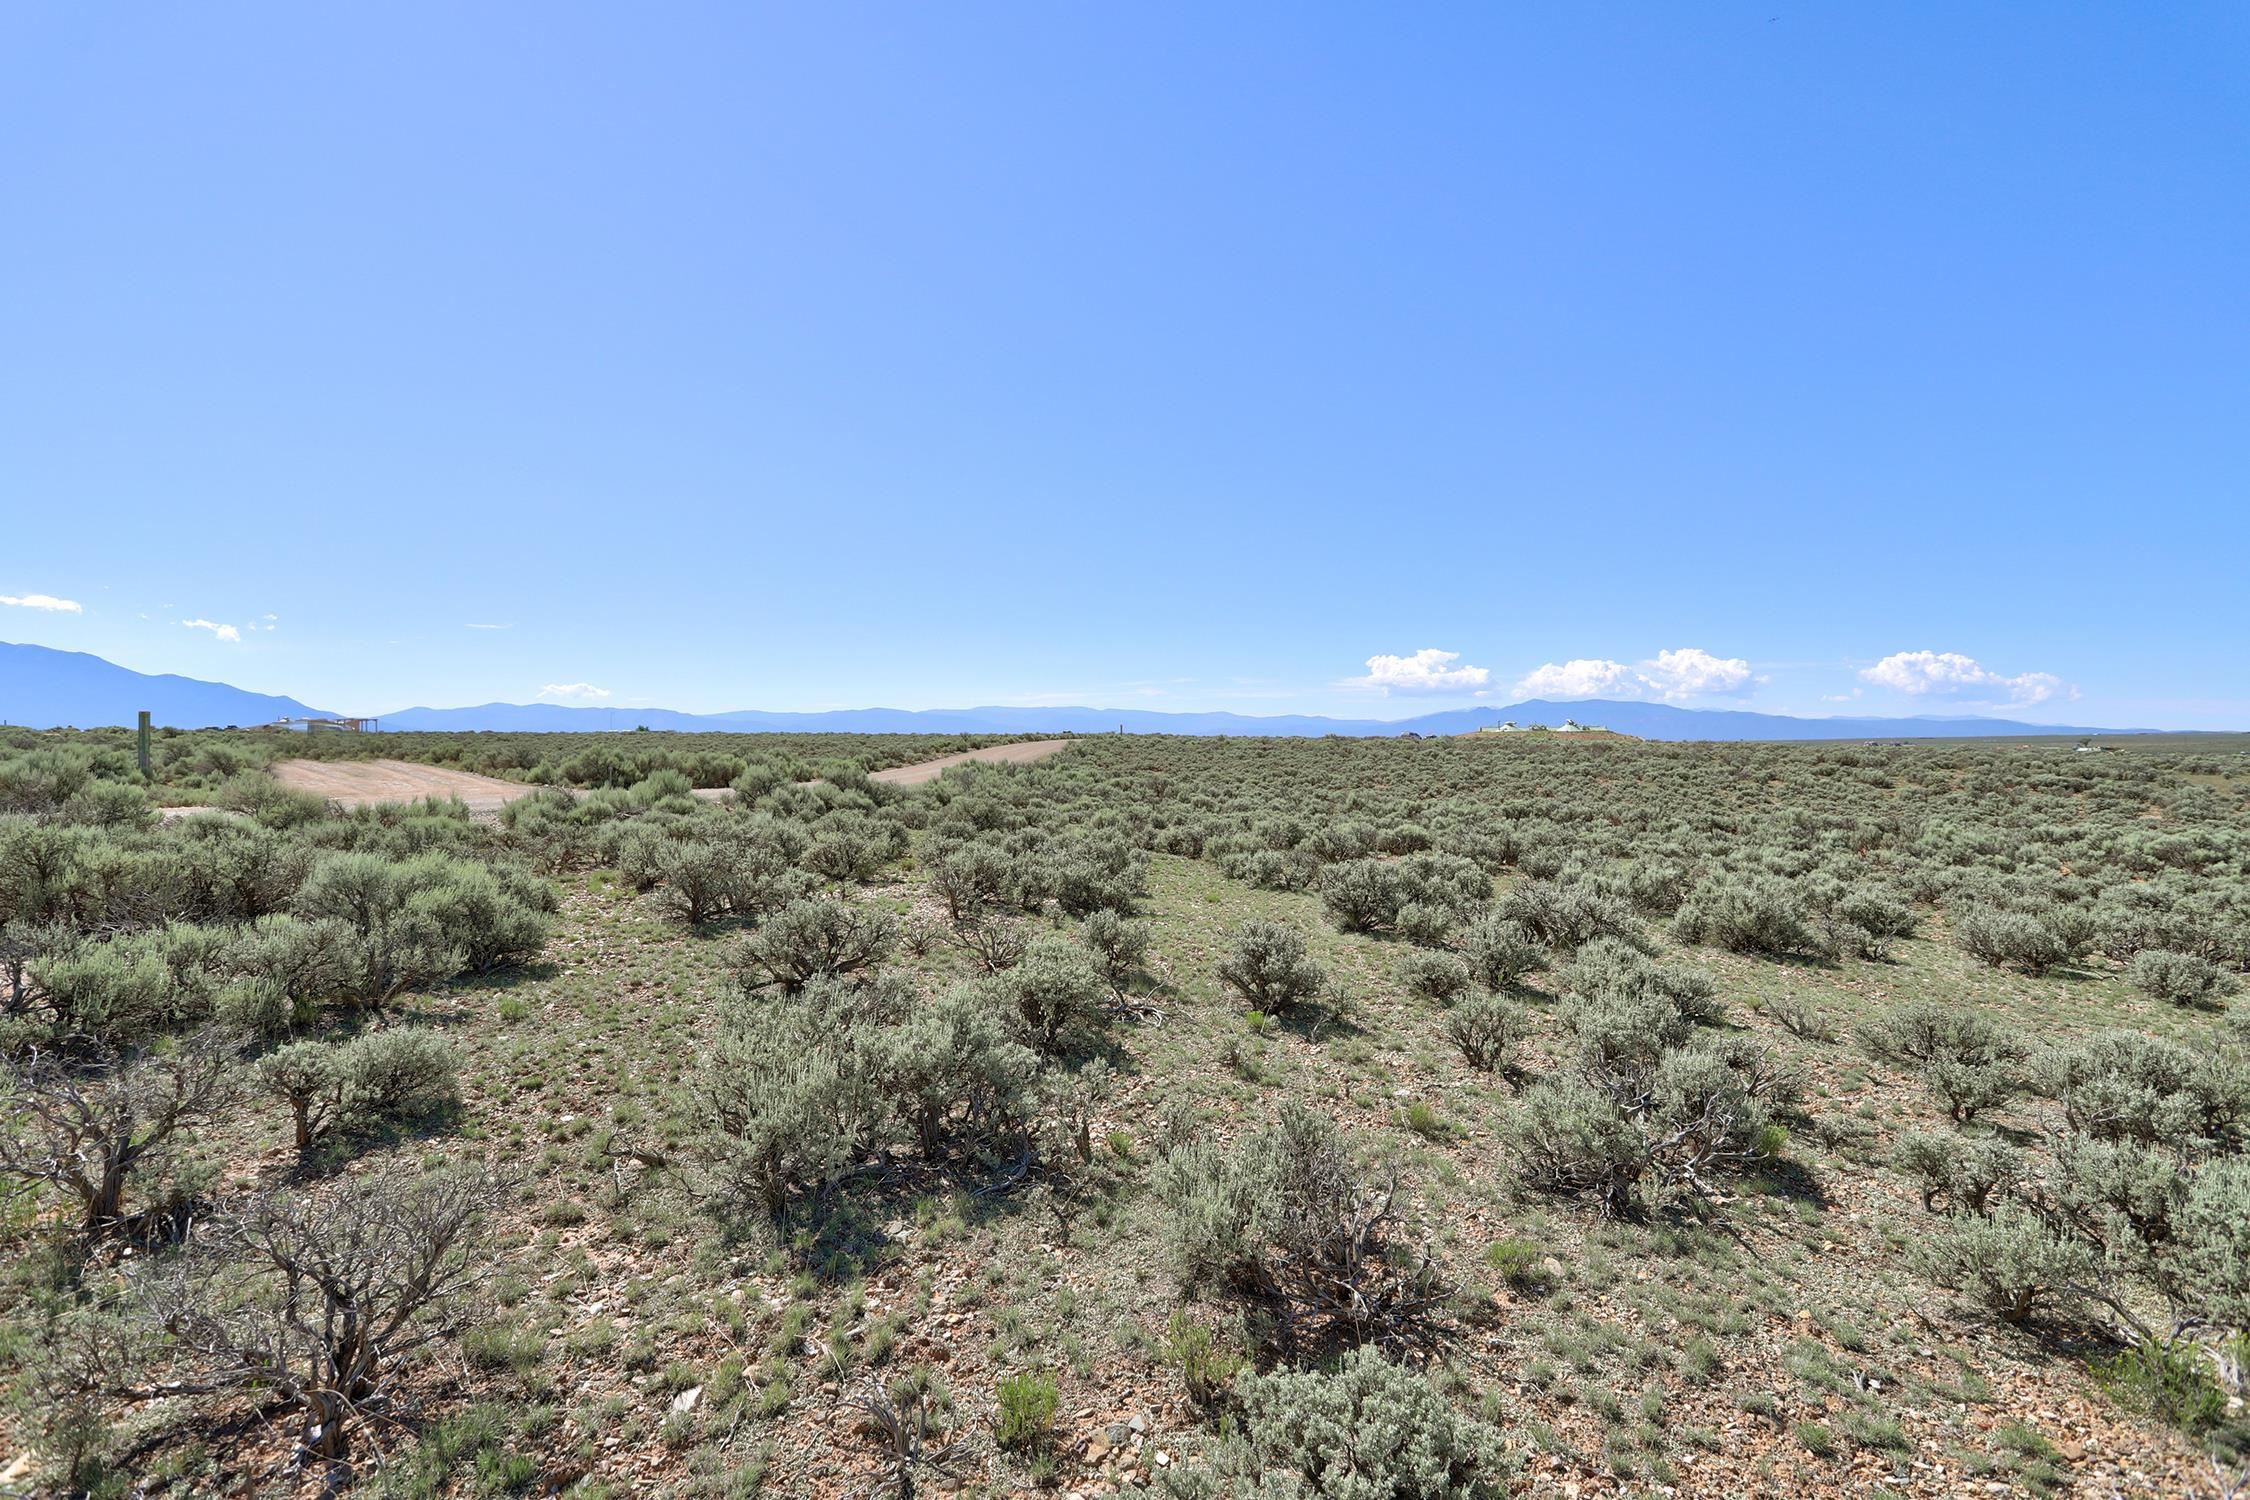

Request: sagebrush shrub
left=1196, top=1345, right=1512, bottom=1499
left=1005, top=934, right=1108, bottom=1054
left=1457, top=913, right=1540, bottom=993
left=1217, top=921, right=1325, bottom=1013
left=1862, top=1002, right=2027, bottom=1122
left=1673, top=875, right=1817, bottom=958
left=1080, top=908, right=1150, bottom=992
left=1158, top=1101, right=1441, bottom=1354
left=1441, top=993, right=1525, bottom=1073
left=736, top=899, right=895, bottom=992
left=1913, top=1202, right=2095, bottom=1325
left=2128, top=949, right=2239, bottom=1007
left=1397, top=950, right=1470, bottom=1006
left=1954, top=907, right=2067, bottom=974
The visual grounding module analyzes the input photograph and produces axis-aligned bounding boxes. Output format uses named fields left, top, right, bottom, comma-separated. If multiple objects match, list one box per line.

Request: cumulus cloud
left=181, top=619, right=241, bottom=643
left=1860, top=650, right=2068, bottom=705
left=1344, top=649, right=1492, bottom=695
left=1, top=593, right=83, bottom=613
left=1515, top=658, right=1637, bottom=699
left=1513, top=647, right=1755, bottom=702
left=537, top=682, right=612, bottom=703
left=1641, top=648, right=1754, bottom=699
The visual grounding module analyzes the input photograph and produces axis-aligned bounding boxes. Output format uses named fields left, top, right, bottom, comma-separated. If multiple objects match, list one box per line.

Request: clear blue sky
left=4, top=5, right=2245, bottom=726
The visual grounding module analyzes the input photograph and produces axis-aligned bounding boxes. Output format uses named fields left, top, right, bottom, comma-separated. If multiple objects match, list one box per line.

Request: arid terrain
left=2, top=726, right=2247, bottom=1499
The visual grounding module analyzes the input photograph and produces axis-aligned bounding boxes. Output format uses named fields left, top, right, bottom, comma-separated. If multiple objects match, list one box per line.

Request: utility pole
left=136, top=710, right=152, bottom=779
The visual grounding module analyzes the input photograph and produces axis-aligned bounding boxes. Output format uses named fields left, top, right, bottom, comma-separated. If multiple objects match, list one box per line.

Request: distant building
left=265, top=716, right=379, bottom=733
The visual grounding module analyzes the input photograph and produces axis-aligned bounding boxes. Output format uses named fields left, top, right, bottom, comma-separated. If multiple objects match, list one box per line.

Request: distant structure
left=265, top=716, right=379, bottom=733
left=1471, top=718, right=1627, bottom=741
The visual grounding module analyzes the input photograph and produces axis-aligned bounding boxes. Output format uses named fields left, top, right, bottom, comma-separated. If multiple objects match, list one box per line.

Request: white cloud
left=1, top=593, right=83, bottom=613
left=1344, top=648, right=1492, bottom=695
left=181, top=618, right=241, bottom=643
left=1640, top=647, right=1754, bottom=700
left=466, top=622, right=511, bottom=631
left=537, top=682, right=611, bottom=703
left=1860, top=650, right=2068, bottom=705
left=1513, top=647, right=1755, bottom=702
left=1515, top=658, right=1637, bottom=699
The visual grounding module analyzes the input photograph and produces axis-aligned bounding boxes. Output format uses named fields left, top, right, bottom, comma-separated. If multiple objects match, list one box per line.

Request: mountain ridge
left=0, top=642, right=336, bottom=729
left=0, top=641, right=2161, bottom=740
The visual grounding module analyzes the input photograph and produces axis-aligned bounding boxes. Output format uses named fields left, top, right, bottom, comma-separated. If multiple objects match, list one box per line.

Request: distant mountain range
left=1, top=642, right=337, bottom=729
left=373, top=698, right=2142, bottom=741
left=0, top=641, right=2159, bottom=741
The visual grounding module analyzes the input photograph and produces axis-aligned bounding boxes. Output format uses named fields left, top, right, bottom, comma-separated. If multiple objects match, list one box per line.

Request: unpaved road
left=254, top=740, right=1070, bottom=813
left=270, top=759, right=547, bottom=814
left=867, top=739, right=1072, bottom=787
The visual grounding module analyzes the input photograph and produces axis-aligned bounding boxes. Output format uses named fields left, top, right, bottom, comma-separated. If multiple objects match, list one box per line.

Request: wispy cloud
left=181, top=618, right=242, bottom=643
left=1342, top=648, right=1492, bottom=695
left=466, top=622, right=512, bottom=631
left=1, top=592, right=83, bottom=613
left=537, top=682, right=611, bottom=703
left=1514, top=646, right=1755, bottom=702
left=1860, top=650, right=2069, bottom=706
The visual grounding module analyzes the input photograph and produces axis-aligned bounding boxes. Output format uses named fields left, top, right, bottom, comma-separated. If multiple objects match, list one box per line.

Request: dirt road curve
left=270, top=759, right=545, bottom=814
left=256, top=740, right=1071, bottom=813
left=867, top=739, right=1072, bottom=787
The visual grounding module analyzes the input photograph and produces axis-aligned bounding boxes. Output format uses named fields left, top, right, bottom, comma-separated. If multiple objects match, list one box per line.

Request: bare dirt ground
left=269, top=759, right=546, bottom=814
left=250, top=741, right=1069, bottom=815
left=867, top=737, right=1072, bottom=786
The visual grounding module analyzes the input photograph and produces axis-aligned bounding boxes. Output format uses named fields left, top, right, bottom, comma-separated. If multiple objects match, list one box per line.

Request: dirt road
left=867, top=739, right=1072, bottom=787
left=269, top=759, right=546, bottom=814
left=253, top=740, right=1071, bottom=813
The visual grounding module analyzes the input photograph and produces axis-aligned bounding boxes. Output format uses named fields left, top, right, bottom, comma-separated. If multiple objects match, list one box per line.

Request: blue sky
left=4, top=5, right=2245, bottom=727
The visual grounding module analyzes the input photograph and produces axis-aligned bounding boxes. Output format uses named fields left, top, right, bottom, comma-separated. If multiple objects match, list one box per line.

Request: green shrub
left=1441, top=993, right=1526, bottom=1073
left=1216, top=921, right=1325, bottom=1013
left=1458, top=913, right=1541, bottom=993
left=1157, top=1101, right=1440, bottom=1353
left=1164, top=1310, right=1245, bottom=1410
left=1080, top=909, right=1150, bottom=992
left=1862, top=1002, right=2027, bottom=1122
left=1890, top=1130, right=2021, bottom=1214
left=993, top=1370, right=1058, bottom=1453
left=1505, top=1075, right=1645, bottom=1215
left=1398, top=950, right=1470, bottom=1005
left=2090, top=1340, right=2227, bottom=1434
left=1483, top=1236, right=1552, bottom=1291
left=1673, top=875, right=1817, bottom=957
left=258, top=1029, right=460, bottom=1159
left=1316, top=859, right=1408, bottom=935
left=1209, top=1346, right=1512, bottom=1499
left=1004, top=934, right=1108, bottom=1054
left=736, top=899, right=895, bottom=992
left=1954, top=907, right=2067, bottom=974
left=1914, top=1203, right=2096, bottom=1325
left=2128, top=949, right=2240, bottom=1007
left=1500, top=878, right=1644, bottom=954
left=2044, top=1029, right=2249, bottom=1152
